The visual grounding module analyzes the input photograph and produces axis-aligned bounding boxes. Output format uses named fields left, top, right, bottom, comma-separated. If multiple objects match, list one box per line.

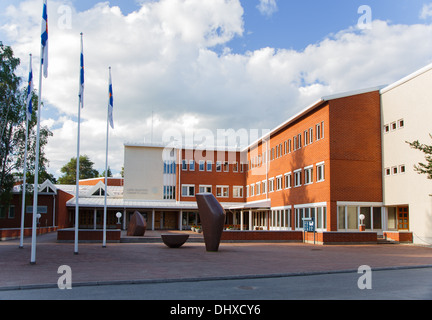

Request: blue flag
left=79, top=33, right=84, bottom=108
left=108, top=68, right=114, bottom=129
left=41, top=0, right=48, bottom=78
left=26, top=55, right=33, bottom=119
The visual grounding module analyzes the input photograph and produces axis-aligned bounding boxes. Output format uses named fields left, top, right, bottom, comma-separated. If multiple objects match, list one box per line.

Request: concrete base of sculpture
left=196, top=193, right=226, bottom=252
left=127, top=211, right=146, bottom=236
left=161, top=234, right=189, bottom=248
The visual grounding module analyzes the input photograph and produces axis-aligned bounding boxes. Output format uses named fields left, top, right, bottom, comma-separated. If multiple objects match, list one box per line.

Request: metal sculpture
left=196, top=193, right=226, bottom=252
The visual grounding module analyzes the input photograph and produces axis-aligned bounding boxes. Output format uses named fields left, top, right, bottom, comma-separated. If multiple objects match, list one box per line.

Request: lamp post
left=359, top=214, right=366, bottom=232
left=116, top=212, right=122, bottom=230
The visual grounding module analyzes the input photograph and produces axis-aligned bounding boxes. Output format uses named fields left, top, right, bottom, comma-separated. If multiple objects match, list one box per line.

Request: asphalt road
left=1, top=266, right=431, bottom=301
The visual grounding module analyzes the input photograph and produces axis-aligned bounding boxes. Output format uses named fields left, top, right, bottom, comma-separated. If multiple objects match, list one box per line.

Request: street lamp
left=116, top=212, right=122, bottom=224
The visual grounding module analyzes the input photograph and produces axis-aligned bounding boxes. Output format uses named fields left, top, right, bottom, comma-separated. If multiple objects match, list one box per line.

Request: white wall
left=381, top=65, right=432, bottom=245
left=123, top=146, right=164, bottom=200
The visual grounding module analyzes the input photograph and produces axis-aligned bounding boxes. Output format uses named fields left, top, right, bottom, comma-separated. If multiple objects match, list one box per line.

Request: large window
left=216, top=186, right=229, bottom=198
left=233, top=186, right=243, bottom=198
left=181, top=185, right=195, bottom=197
left=304, top=166, right=313, bottom=185
left=284, top=172, right=292, bottom=189
left=338, top=204, right=383, bottom=231
left=295, top=204, right=327, bottom=230
left=199, top=185, right=212, bottom=193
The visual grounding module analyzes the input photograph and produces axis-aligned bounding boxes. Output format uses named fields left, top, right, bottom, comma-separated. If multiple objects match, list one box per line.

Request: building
left=380, top=63, right=432, bottom=245
left=2, top=64, right=432, bottom=245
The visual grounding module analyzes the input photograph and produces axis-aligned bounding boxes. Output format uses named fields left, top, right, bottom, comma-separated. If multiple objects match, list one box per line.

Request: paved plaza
left=1, top=231, right=432, bottom=291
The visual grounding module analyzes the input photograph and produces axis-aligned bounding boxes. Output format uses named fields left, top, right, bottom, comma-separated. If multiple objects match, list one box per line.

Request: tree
left=100, top=166, right=113, bottom=178
left=0, top=42, right=53, bottom=204
left=407, top=134, right=432, bottom=179
left=58, top=155, right=99, bottom=184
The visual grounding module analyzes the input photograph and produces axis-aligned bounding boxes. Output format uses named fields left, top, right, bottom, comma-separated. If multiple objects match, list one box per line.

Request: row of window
left=249, top=121, right=324, bottom=169
left=181, top=184, right=244, bottom=198
left=181, top=160, right=246, bottom=173
left=385, top=165, right=406, bottom=176
left=247, top=162, right=325, bottom=197
left=249, top=206, right=328, bottom=231
left=383, top=118, right=404, bottom=133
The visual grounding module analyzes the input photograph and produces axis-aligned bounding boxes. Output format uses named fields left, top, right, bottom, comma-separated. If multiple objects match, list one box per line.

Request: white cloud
left=420, top=3, right=432, bottom=20
left=2, top=0, right=432, bottom=179
left=256, top=0, right=278, bottom=18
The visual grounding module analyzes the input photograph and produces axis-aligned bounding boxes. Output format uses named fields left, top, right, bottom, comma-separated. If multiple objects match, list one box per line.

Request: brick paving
left=0, top=231, right=431, bottom=289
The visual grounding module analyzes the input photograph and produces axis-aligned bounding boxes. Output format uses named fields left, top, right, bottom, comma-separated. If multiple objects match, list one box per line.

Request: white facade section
left=381, top=64, right=432, bottom=245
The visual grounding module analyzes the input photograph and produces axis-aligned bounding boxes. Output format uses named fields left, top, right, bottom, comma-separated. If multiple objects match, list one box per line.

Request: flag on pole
left=79, top=33, right=84, bottom=108
left=108, top=67, right=114, bottom=129
left=41, top=0, right=48, bottom=78
left=26, top=54, right=33, bottom=119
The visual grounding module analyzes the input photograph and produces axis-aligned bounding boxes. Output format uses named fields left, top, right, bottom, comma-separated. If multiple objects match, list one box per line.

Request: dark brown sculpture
left=196, top=193, right=226, bottom=252
left=127, top=211, right=146, bottom=236
left=161, top=234, right=189, bottom=248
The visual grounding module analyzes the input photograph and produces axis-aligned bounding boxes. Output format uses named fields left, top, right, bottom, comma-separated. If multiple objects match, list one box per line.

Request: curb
left=1, top=264, right=432, bottom=292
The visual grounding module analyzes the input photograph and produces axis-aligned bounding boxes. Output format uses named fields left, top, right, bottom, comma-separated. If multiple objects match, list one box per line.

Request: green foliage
left=407, top=134, right=432, bottom=179
left=58, top=155, right=99, bottom=184
left=0, top=42, right=53, bottom=204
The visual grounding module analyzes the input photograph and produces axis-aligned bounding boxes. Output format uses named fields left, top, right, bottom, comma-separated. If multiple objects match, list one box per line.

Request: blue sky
left=2, top=0, right=432, bottom=177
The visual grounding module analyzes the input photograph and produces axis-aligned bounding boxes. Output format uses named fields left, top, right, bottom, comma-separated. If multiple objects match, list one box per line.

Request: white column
left=178, top=210, right=183, bottom=230
left=152, top=209, right=155, bottom=231
left=240, top=210, right=244, bottom=231
left=249, top=210, right=252, bottom=231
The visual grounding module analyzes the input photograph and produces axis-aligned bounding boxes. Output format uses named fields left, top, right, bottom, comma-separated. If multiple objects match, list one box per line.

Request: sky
left=2, top=0, right=432, bottom=179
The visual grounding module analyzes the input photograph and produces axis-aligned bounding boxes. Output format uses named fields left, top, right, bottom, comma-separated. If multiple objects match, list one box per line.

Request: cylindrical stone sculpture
left=196, top=193, right=226, bottom=252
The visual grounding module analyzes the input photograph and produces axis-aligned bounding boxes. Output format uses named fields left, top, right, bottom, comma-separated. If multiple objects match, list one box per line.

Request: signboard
left=303, top=217, right=315, bottom=232
left=26, top=206, right=48, bottom=214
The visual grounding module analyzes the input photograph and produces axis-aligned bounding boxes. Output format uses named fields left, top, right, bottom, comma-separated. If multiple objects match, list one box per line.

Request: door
left=397, top=207, right=409, bottom=230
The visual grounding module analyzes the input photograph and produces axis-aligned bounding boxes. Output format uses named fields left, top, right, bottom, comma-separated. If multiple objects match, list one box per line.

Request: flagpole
left=20, top=54, right=32, bottom=249
left=74, top=32, right=84, bottom=255
left=103, top=67, right=111, bottom=248
left=30, top=45, right=44, bottom=265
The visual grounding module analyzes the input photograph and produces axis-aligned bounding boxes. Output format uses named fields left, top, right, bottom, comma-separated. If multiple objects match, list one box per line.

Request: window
left=316, top=122, right=324, bottom=140
left=392, top=166, right=398, bottom=175
left=199, top=160, right=205, bottom=171
left=207, top=161, right=212, bottom=172
left=284, top=172, right=292, bottom=189
left=246, top=185, right=250, bottom=198
left=275, top=145, right=279, bottom=158
left=384, top=124, right=390, bottom=134
left=256, top=182, right=261, bottom=195
left=223, top=161, right=229, bottom=172
left=216, top=161, right=222, bottom=172
left=268, top=178, right=274, bottom=192
left=8, top=205, right=15, bottom=219
left=294, top=170, right=302, bottom=187
left=398, top=119, right=405, bottom=129
left=163, top=186, right=176, bottom=200
left=297, top=134, right=302, bottom=149
left=309, top=128, right=313, bottom=144
left=293, top=136, right=297, bottom=151
left=316, top=162, right=325, bottom=182
left=304, top=166, right=313, bottom=185
left=385, top=168, right=391, bottom=176
left=399, top=165, right=406, bottom=174
left=262, top=180, right=267, bottom=194
left=199, top=185, right=212, bottom=193
left=233, top=162, right=238, bottom=172
left=304, top=130, right=308, bottom=146
left=164, top=161, right=176, bottom=174
left=276, top=175, right=283, bottom=191
left=250, top=184, right=255, bottom=197
left=288, top=139, right=292, bottom=153
left=233, top=186, right=243, bottom=198
left=182, top=160, right=187, bottom=171
left=189, top=160, right=195, bottom=171
left=391, top=121, right=397, bottom=131
left=284, top=141, right=287, bottom=155
left=182, top=185, right=195, bottom=197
